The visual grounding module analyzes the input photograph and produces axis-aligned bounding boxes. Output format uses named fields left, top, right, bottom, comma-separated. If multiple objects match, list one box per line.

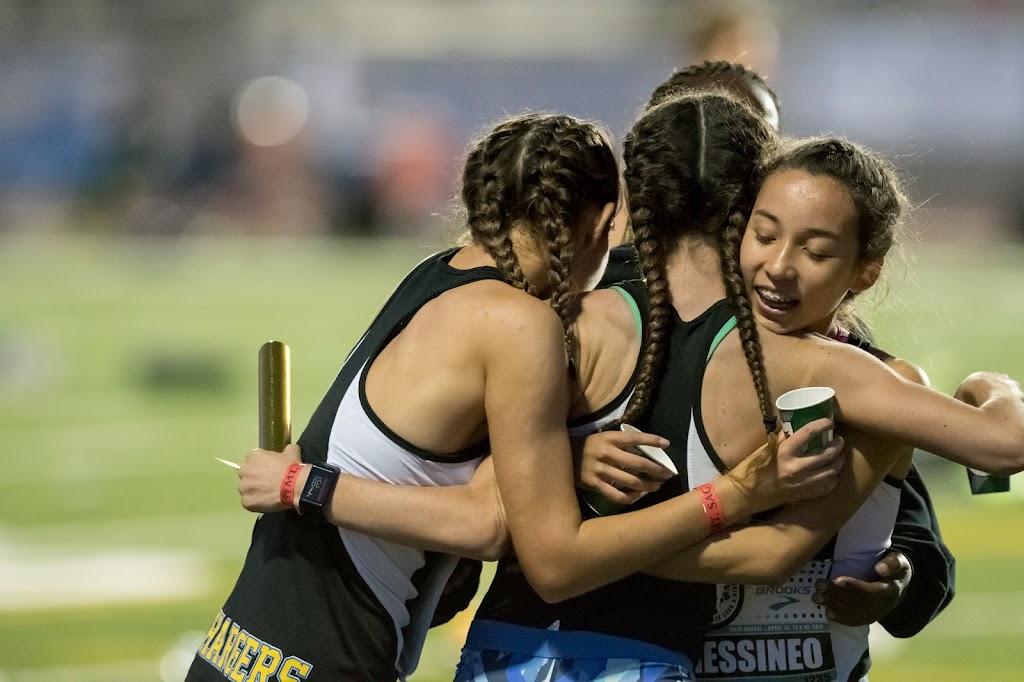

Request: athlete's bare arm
left=238, top=446, right=509, bottom=561
left=484, top=293, right=843, bottom=603
left=646, top=427, right=898, bottom=584
left=643, top=347, right=988, bottom=587
left=803, top=337, right=1024, bottom=475
left=233, top=285, right=642, bottom=561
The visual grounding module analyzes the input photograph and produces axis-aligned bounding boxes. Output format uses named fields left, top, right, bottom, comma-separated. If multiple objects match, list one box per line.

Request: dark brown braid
left=720, top=211, right=778, bottom=434
left=619, top=204, right=671, bottom=424
left=523, top=120, right=583, bottom=356
left=620, top=92, right=776, bottom=428
left=461, top=120, right=534, bottom=295
left=460, top=113, right=619, bottom=358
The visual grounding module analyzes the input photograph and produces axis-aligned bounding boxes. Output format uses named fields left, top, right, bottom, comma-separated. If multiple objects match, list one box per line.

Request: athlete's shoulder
left=579, top=288, right=637, bottom=333
left=454, top=282, right=565, bottom=355
left=789, top=332, right=930, bottom=393
left=771, top=330, right=884, bottom=382
left=462, top=280, right=556, bottom=321
left=880, top=355, right=930, bottom=387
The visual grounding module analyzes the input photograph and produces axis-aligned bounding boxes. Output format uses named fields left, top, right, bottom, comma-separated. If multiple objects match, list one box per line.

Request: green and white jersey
left=689, top=320, right=901, bottom=682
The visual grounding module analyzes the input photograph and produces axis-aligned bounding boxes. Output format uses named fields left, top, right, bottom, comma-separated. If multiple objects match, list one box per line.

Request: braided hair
left=620, top=93, right=779, bottom=438
left=460, top=113, right=619, bottom=358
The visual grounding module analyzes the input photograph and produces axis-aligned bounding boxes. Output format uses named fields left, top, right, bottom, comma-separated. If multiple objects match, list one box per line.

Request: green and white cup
left=580, top=424, right=678, bottom=517
left=967, top=467, right=1011, bottom=494
left=775, top=387, right=835, bottom=455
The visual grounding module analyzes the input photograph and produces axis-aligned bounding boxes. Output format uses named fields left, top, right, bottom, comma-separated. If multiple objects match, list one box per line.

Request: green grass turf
left=0, top=235, right=1021, bottom=680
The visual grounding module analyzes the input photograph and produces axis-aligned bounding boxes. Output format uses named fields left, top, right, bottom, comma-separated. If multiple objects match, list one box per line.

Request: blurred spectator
left=685, top=1, right=779, bottom=79
left=368, top=106, right=458, bottom=236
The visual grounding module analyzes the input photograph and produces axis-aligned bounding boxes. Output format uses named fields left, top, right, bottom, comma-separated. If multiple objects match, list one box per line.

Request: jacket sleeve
left=878, top=464, right=956, bottom=637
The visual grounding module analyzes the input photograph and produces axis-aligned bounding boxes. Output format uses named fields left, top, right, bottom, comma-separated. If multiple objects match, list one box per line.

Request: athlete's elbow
left=983, top=436, right=1024, bottom=476
left=466, top=524, right=510, bottom=562
left=536, top=585, right=572, bottom=604
left=533, top=575, right=575, bottom=604
left=522, top=564, right=582, bottom=604
left=1008, top=436, right=1024, bottom=475
left=990, top=449, right=1024, bottom=477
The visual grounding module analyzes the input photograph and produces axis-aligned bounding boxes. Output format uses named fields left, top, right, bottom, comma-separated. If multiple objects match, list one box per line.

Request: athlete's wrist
left=283, top=464, right=311, bottom=511
left=705, top=475, right=754, bottom=532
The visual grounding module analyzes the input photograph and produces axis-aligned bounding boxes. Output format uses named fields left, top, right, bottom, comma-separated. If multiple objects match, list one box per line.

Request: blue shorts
left=453, top=620, right=694, bottom=682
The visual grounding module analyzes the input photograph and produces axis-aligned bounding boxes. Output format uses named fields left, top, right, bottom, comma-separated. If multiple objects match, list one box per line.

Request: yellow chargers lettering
left=199, top=611, right=225, bottom=660
left=217, top=623, right=242, bottom=672
left=191, top=614, right=314, bottom=681
left=279, top=656, right=313, bottom=681
left=228, top=630, right=260, bottom=682
left=244, top=643, right=283, bottom=682
left=207, top=617, right=233, bottom=668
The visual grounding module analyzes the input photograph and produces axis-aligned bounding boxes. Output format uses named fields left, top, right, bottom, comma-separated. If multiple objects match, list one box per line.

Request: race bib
left=695, top=560, right=836, bottom=682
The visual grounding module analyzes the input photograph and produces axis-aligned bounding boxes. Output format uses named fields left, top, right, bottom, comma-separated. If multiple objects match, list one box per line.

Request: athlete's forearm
left=819, top=351, right=1024, bottom=475
left=647, top=431, right=894, bottom=585
left=507, top=470, right=768, bottom=603
left=292, top=466, right=509, bottom=561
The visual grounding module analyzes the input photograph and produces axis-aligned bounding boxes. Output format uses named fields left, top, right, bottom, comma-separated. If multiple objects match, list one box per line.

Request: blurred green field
left=0, top=234, right=1022, bottom=681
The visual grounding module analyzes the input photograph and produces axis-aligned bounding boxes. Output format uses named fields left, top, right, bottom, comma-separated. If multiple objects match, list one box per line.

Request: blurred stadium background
left=1, top=1, right=1022, bottom=680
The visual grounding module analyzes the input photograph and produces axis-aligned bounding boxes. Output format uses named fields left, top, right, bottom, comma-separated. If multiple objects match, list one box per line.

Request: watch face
left=300, top=463, right=340, bottom=515
left=305, top=475, right=325, bottom=501
left=306, top=473, right=329, bottom=504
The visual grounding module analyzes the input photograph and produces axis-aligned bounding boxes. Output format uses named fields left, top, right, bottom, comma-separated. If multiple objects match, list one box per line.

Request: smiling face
left=740, top=169, right=879, bottom=335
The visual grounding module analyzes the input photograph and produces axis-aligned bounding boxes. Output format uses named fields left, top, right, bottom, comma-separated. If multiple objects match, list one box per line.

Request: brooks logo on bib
left=695, top=560, right=837, bottom=682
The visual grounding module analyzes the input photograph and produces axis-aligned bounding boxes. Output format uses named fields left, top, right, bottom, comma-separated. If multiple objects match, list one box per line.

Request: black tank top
left=186, top=249, right=505, bottom=682
left=474, top=287, right=733, bottom=662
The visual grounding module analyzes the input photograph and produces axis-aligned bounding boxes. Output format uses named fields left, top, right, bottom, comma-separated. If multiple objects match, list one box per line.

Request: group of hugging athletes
left=185, top=61, right=1024, bottom=682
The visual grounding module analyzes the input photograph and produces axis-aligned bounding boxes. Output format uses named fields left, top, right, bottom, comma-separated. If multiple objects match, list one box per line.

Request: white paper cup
left=580, top=424, right=678, bottom=516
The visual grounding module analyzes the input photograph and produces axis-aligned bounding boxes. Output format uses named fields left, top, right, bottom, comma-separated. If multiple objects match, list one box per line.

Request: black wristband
left=298, top=461, right=341, bottom=519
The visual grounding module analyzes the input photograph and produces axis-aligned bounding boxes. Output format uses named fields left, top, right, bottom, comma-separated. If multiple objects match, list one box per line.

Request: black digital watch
left=298, top=461, right=341, bottom=519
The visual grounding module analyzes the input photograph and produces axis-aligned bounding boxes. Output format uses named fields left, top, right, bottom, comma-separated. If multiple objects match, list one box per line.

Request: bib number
left=695, top=561, right=837, bottom=682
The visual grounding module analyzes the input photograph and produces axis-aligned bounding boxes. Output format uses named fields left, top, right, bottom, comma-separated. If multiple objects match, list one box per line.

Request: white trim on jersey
left=328, top=364, right=484, bottom=678
left=685, top=409, right=901, bottom=681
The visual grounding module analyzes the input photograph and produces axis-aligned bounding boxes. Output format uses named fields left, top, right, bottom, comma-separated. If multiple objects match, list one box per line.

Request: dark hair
left=620, top=93, right=778, bottom=435
left=460, top=113, right=619, bottom=358
left=647, top=61, right=780, bottom=121
left=760, top=138, right=908, bottom=336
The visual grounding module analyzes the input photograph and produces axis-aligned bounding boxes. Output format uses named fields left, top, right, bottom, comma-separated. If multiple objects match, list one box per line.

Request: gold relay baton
left=259, top=340, right=291, bottom=452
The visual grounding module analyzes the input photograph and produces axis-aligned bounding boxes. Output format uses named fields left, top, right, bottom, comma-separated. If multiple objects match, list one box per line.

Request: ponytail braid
left=528, top=122, right=582, bottom=360
left=720, top=210, right=777, bottom=437
left=620, top=205, right=671, bottom=425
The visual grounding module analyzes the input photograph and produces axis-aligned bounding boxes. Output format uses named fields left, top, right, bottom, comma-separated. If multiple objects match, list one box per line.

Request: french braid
left=460, top=113, right=619, bottom=359
left=720, top=211, right=777, bottom=434
left=621, top=93, right=776, bottom=430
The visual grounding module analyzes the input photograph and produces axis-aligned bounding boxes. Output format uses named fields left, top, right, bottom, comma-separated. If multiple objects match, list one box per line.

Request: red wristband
left=280, top=463, right=304, bottom=509
left=697, top=483, right=726, bottom=534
